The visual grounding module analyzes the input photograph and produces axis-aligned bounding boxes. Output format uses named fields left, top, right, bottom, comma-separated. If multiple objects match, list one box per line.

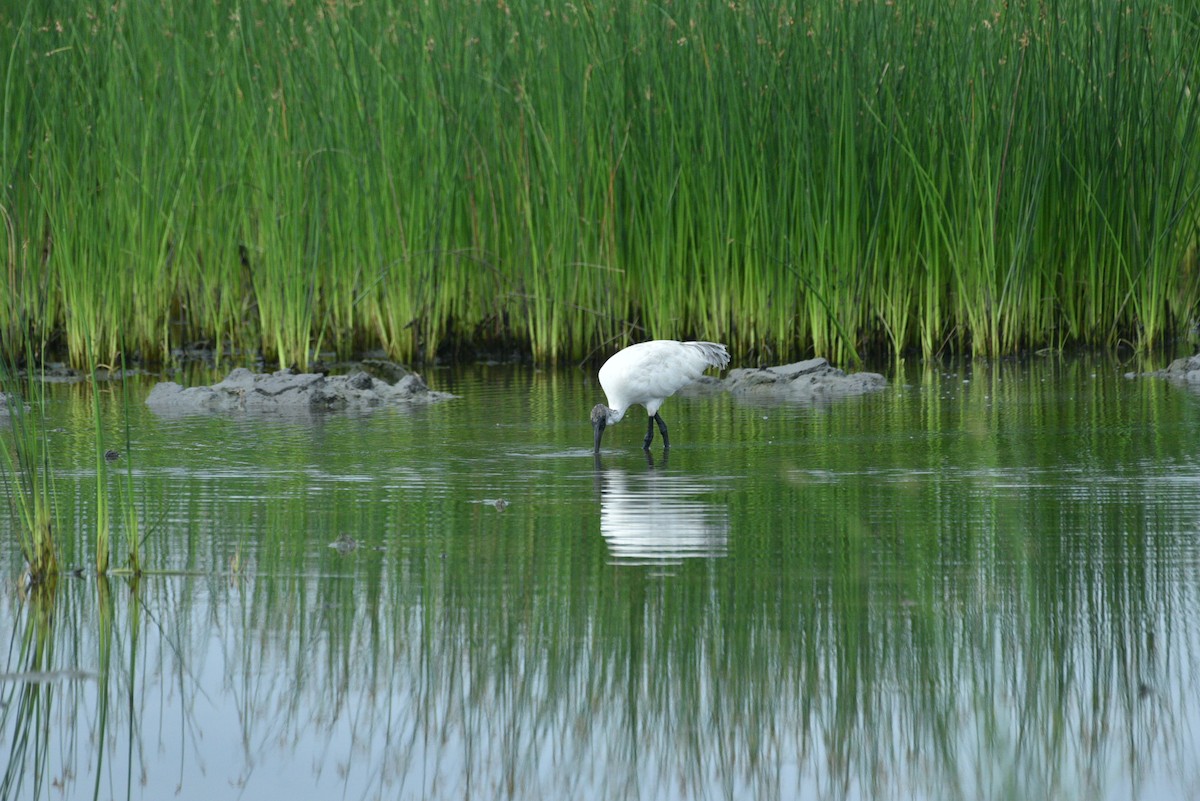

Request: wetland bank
left=4, top=0, right=1200, bottom=799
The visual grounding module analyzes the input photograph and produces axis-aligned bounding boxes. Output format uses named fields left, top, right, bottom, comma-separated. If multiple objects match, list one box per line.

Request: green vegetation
left=0, top=375, right=56, bottom=582
left=2, top=0, right=1199, bottom=367
left=2, top=356, right=142, bottom=581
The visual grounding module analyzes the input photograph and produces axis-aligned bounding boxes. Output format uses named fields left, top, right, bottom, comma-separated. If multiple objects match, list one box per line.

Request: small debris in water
left=329, top=534, right=358, bottom=554
left=0, top=669, right=100, bottom=684
left=104, top=449, right=120, bottom=461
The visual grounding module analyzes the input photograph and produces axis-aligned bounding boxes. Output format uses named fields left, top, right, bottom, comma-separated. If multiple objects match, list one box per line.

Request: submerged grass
left=1, top=1, right=1198, bottom=366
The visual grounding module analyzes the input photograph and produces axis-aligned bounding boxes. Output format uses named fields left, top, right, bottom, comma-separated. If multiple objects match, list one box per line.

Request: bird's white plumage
left=598, top=340, right=729, bottom=422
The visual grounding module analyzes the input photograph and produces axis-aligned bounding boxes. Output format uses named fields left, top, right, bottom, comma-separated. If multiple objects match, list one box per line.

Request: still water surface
left=4, top=356, right=1200, bottom=800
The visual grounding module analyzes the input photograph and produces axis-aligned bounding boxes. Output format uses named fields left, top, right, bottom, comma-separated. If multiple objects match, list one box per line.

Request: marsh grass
left=3, top=348, right=145, bottom=581
left=1, top=363, right=57, bottom=582
left=2, top=1, right=1198, bottom=366
left=88, top=356, right=142, bottom=577
left=112, top=356, right=141, bottom=576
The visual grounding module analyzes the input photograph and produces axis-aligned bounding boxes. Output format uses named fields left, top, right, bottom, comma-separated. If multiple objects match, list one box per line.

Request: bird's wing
left=683, top=341, right=730, bottom=371
left=600, top=341, right=728, bottom=413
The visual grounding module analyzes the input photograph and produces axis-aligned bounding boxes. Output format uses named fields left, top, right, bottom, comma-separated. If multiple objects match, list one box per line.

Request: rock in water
left=146, top=367, right=455, bottom=415
left=722, top=358, right=887, bottom=399
left=1126, top=355, right=1200, bottom=387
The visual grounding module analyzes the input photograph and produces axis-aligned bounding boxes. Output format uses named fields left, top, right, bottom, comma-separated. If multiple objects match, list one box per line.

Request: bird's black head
left=591, top=404, right=609, bottom=453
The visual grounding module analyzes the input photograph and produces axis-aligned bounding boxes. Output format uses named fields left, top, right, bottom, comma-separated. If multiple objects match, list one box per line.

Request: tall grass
left=1, top=0, right=1198, bottom=366
left=3, top=346, right=142, bottom=580
left=84, top=352, right=142, bottom=577
left=1, top=366, right=57, bottom=582
left=2, top=363, right=144, bottom=580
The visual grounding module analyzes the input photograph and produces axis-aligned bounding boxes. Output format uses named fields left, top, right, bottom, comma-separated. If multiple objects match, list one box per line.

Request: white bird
left=591, top=340, right=730, bottom=453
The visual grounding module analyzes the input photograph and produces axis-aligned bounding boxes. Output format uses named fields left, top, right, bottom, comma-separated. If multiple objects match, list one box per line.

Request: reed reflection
left=592, top=454, right=729, bottom=565
left=1, top=583, right=60, bottom=801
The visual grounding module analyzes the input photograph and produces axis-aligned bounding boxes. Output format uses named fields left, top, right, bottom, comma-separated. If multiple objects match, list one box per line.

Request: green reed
left=114, top=359, right=140, bottom=575
left=1, top=363, right=57, bottom=582
left=88, top=354, right=111, bottom=576
left=1, top=1, right=1197, bottom=367
left=2, top=350, right=145, bottom=582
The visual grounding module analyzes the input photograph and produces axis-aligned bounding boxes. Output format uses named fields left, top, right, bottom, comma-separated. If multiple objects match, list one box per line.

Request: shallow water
left=4, top=355, right=1200, bottom=800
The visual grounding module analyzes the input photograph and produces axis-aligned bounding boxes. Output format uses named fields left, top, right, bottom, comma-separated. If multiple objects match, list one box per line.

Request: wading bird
left=591, top=340, right=730, bottom=453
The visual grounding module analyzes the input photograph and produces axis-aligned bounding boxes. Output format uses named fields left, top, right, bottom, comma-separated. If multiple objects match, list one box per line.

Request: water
left=4, top=355, right=1200, bottom=800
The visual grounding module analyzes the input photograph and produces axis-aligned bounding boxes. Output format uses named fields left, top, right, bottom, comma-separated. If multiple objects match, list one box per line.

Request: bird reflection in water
left=593, top=454, right=729, bottom=566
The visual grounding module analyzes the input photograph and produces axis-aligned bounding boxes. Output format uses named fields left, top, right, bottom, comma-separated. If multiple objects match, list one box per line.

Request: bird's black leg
left=643, top=415, right=655, bottom=449
left=654, top=413, right=669, bottom=449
